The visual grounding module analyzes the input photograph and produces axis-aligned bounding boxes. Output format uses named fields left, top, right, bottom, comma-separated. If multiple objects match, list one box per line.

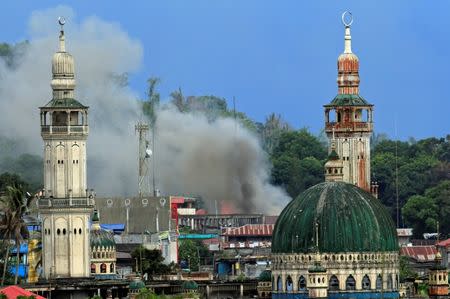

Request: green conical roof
left=324, top=94, right=372, bottom=107
left=272, top=182, right=398, bottom=253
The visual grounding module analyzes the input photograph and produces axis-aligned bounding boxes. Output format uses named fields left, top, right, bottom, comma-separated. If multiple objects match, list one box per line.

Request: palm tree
left=0, top=185, right=31, bottom=285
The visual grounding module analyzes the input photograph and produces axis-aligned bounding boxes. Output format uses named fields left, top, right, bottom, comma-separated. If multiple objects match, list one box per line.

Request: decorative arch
left=362, top=274, right=371, bottom=290
left=346, top=275, right=356, bottom=290
left=329, top=275, right=339, bottom=291
left=286, top=276, right=293, bottom=292
left=298, top=275, right=306, bottom=291
left=376, top=274, right=382, bottom=290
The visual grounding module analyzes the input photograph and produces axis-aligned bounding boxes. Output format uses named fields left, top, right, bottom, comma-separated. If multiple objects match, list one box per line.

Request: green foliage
left=402, top=195, right=437, bottom=237
left=131, top=246, right=174, bottom=278
left=142, top=77, right=161, bottom=125
left=399, top=256, right=417, bottom=282
left=178, top=239, right=210, bottom=272
left=270, top=129, right=326, bottom=198
left=402, top=180, right=450, bottom=237
left=373, top=137, right=450, bottom=226
left=0, top=153, right=43, bottom=193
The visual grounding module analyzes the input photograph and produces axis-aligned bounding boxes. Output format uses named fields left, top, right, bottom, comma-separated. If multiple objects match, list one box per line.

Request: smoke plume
left=0, top=6, right=290, bottom=214
left=153, top=106, right=290, bottom=214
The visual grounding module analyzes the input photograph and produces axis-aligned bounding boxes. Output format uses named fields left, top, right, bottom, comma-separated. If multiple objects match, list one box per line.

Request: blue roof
left=100, top=223, right=125, bottom=233
left=178, top=234, right=218, bottom=239
left=11, top=244, right=28, bottom=254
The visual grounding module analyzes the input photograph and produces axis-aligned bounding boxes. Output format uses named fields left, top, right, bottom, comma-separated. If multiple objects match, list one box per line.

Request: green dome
left=258, top=270, right=272, bottom=282
left=90, top=228, right=115, bottom=248
left=272, top=181, right=398, bottom=254
left=182, top=280, right=198, bottom=290
left=129, top=279, right=145, bottom=290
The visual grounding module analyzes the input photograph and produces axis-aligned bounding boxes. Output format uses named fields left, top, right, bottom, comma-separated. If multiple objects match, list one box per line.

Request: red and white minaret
left=324, top=12, right=374, bottom=192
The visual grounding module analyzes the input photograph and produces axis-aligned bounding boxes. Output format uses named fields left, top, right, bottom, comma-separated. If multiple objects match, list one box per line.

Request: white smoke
left=0, top=6, right=289, bottom=214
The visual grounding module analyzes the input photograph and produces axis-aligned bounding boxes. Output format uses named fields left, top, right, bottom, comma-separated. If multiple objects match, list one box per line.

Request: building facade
left=38, top=20, right=94, bottom=278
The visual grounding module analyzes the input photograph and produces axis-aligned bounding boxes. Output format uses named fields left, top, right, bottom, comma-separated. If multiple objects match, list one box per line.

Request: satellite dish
left=145, top=148, right=153, bottom=158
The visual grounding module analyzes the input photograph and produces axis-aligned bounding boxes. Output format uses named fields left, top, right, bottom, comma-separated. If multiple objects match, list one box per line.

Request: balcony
left=325, top=121, right=373, bottom=133
left=41, top=125, right=88, bottom=136
left=37, top=197, right=95, bottom=208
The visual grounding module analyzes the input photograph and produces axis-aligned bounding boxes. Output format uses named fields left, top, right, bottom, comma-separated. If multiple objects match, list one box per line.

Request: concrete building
left=270, top=13, right=399, bottom=299
left=37, top=19, right=94, bottom=279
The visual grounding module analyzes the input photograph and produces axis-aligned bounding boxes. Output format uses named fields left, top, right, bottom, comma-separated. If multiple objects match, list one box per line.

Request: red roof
left=437, top=238, right=450, bottom=248
left=0, top=285, right=46, bottom=299
left=400, top=246, right=437, bottom=262
left=223, top=224, right=274, bottom=236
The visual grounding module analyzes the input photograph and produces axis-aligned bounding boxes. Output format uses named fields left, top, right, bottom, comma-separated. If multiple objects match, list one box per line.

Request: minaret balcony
left=41, top=125, right=89, bottom=136
left=325, top=121, right=372, bottom=133
left=37, top=197, right=95, bottom=209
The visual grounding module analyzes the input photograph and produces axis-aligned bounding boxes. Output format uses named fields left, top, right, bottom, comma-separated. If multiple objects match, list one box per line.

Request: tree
left=131, top=247, right=173, bottom=278
left=142, top=77, right=161, bottom=125
left=178, top=240, right=205, bottom=272
left=399, top=256, right=417, bottom=282
left=261, top=113, right=291, bottom=154
left=170, top=88, right=186, bottom=112
left=270, top=129, right=327, bottom=198
left=402, top=195, right=438, bottom=238
left=0, top=185, right=31, bottom=284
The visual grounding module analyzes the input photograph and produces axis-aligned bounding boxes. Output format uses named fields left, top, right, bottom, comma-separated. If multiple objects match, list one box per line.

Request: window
left=362, top=275, right=371, bottom=290
left=57, top=229, right=61, bottom=235
left=110, top=263, right=115, bottom=273
left=376, top=274, right=382, bottom=289
left=298, top=276, right=306, bottom=291
left=286, top=276, right=293, bottom=292
left=346, top=275, right=356, bottom=290
left=329, top=275, right=339, bottom=291
left=277, top=276, right=282, bottom=292
left=74, top=228, right=77, bottom=234
left=100, top=263, right=107, bottom=273
left=79, top=228, right=82, bottom=234
left=90, top=263, right=96, bottom=274
left=62, top=228, right=66, bottom=235
left=387, top=275, right=393, bottom=289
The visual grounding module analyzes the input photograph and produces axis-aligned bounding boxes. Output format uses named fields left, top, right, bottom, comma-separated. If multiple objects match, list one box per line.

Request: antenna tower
left=135, top=122, right=151, bottom=198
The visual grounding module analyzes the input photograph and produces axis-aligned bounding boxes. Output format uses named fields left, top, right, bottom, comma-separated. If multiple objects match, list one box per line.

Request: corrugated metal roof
left=400, top=246, right=437, bottom=262
left=222, top=224, right=274, bottom=236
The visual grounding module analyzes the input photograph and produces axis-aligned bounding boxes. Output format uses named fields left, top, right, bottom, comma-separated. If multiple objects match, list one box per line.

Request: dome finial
left=341, top=11, right=353, bottom=54
left=58, top=17, right=66, bottom=52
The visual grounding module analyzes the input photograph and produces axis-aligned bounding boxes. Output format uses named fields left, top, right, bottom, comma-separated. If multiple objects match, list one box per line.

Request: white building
left=37, top=19, right=94, bottom=279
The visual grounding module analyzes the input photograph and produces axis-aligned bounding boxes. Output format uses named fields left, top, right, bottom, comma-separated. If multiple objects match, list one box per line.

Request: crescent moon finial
left=58, top=16, right=66, bottom=28
left=341, top=11, right=353, bottom=27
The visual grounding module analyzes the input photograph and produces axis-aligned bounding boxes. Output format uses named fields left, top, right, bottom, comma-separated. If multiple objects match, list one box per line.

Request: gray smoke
left=0, top=6, right=290, bottom=214
left=0, top=6, right=141, bottom=196
left=153, top=106, right=290, bottom=214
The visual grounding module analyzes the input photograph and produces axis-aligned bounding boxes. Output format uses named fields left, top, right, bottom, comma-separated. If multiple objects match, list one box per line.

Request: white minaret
left=38, top=17, right=94, bottom=279
left=324, top=12, right=373, bottom=192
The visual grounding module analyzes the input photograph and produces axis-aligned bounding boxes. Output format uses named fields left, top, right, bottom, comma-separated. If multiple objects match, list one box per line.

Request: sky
left=1, top=1, right=449, bottom=140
